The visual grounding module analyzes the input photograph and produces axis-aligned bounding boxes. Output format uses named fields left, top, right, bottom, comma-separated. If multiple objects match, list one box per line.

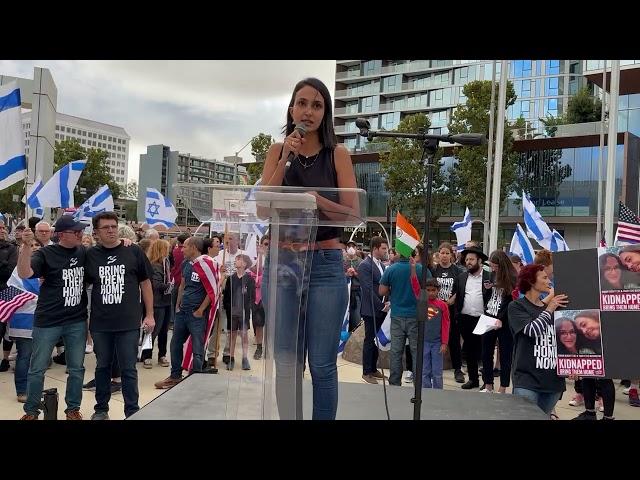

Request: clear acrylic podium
left=175, top=183, right=367, bottom=419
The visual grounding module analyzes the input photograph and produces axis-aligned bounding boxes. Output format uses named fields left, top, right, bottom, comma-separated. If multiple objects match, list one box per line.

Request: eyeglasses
left=603, top=265, right=620, bottom=272
left=35, top=230, right=50, bottom=234
left=96, top=225, right=118, bottom=231
left=559, top=330, right=576, bottom=336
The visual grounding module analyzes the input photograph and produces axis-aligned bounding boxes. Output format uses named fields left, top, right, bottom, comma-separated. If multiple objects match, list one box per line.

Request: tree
left=125, top=203, right=138, bottom=222
left=447, top=80, right=519, bottom=211
left=378, top=113, right=450, bottom=226
left=247, top=133, right=274, bottom=184
left=54, top=139, right=121, bottom=204
left=125, top=181, right=138, bottom=199
left=0, top=181, right=26, bottom=218
left=565, top=86, right=602, bottom=124
left=539, top=114, right=565, bottom=137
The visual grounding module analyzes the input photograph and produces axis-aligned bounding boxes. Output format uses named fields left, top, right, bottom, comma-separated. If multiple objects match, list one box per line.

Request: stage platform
left=129, top=373, right=549, bottom=420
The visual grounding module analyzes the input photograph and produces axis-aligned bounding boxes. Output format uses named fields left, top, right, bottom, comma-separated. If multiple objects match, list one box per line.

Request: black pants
left=0, top=322, right=13, bottom=353
left=583, top=378, right=615, bottom=417
left=362, top=312, right=386, bottom=375
left=481, top=324, right=513, bottom=388
left=458, top=314, right=481, bottom=383
left=141, top=305, right=171, bottom=361
left=448, top=306, right=462, bottom=371
left=405, top=345, right=413, bottom=373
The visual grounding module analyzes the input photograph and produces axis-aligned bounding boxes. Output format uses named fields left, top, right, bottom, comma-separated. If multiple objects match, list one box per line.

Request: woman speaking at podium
left=261, top=77, right=358, bottom=420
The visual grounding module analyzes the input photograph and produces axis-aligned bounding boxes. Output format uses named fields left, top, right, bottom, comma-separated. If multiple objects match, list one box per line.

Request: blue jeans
left=512, top=387, right=563, bottom=415
left=263, top=248, right=347, bottom=420
left=25, top=322, right=87, bottom=416
left=422, top=340, right=443, bottom=389
left=14, top=337, right=33, bottom=395
left=92, top=329, right=140, bottom=418
left=170, top=309, right=206, bottom=379
left=389, top=316, right=418, bottom=385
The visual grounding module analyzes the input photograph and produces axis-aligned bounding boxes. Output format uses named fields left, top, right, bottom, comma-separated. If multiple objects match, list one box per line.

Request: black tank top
left=282, top=146, right=341, bottom=241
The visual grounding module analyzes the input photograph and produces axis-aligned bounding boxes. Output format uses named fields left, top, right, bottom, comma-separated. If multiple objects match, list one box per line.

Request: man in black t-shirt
left=17, top=216, right=89, bottom=420
left=85, top=212, right=154, bottom=420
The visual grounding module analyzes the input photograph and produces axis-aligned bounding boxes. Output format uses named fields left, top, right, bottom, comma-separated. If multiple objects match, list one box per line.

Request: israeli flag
left=337, top=280, right=351, bottom=355
left=0, top=82, right=27, bottom=191
left=549, top=229, right=570, bottom=252
left=376, top=311, right=391, bottom=351
left=28, top=160, right=86, bottom=209
left=509, top=223, right=536, bottom=265
left=74, top=185, right=114, bottom=221
left=24, top=176, right=45, bottom=218
left=245, top=178, right=268, bottom=237
left=451, top=207, right=472, bottom=251
left=145, top=187, right=177, bottom=228
left=522, top=191, right=553, bottom=248
left=6, top=267, right=39, bottom=338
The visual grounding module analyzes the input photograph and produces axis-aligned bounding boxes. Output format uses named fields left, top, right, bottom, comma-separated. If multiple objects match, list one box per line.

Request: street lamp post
left=232, top=138, right=253, bottom=185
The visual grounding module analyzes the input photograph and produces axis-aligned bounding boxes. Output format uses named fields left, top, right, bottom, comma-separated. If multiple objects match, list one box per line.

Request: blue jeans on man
left=389, top=315, right=418, bottom=386
left=512, top=387, right=563, bottom=415
left=92, top=329, right=140, bottom=418
left=170, top=308, right=206, bottom=379
left=24, top=322, right=87, bottom=416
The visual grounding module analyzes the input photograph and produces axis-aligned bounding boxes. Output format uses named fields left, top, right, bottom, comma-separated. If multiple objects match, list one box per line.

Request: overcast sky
left=0, top=60, right=336, bottom=184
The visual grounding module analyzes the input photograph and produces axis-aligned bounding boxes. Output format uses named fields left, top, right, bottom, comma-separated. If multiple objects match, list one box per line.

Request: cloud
left=0, top=60, right=336, bottom=182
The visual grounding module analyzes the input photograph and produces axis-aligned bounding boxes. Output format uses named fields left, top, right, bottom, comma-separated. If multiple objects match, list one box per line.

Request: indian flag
left=395, top=212, right=420, bottom=258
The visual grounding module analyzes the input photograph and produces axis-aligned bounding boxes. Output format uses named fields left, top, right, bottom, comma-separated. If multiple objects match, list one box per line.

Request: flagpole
left=483, top=60, right=497, bottom=253
left=596, top=60, right=608, bottom=245
left=604, top=60, right=620, bottom=246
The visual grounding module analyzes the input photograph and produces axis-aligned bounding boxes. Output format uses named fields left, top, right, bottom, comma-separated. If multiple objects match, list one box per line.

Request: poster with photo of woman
left=598, top=246, right=640, bottom=311
left=555, top=309, right=605, bottom=377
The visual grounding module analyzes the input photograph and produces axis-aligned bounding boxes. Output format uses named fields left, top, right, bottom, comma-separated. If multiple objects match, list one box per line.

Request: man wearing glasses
left=35, top=221, right=54, bottom=246
left=84, top=212, right=154, bottom=420
left=17, top=216, right=91, bottom=420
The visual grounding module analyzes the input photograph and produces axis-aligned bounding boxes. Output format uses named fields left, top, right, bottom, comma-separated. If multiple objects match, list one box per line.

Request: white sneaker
left=623, top=386, right=631, bottom=395
left=404, top=371, right=414, bottom=382
left=479, top=388, right=493, bottom=393
left=85, top=344, right=93, bottom=354
left=568, top=394, right=584, bottom=407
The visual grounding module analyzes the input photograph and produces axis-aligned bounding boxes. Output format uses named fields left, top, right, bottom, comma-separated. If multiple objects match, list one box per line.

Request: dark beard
left=467, top=264, right=480, bottom=274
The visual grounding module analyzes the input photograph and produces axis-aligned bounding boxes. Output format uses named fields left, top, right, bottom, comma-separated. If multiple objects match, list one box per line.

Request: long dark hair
left=284, top=78, right=337, bottom=149
left=489, top=250, right=517, bottom=292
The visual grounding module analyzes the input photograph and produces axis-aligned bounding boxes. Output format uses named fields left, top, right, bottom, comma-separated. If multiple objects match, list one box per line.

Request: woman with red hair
left=507, top=264, right=569, bottom=416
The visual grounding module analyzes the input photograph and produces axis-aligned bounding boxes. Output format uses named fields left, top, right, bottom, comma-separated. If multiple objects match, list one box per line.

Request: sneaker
left=222, top=354, right=230, bottom=365
left=454, top=369, right=465, bottom=383
left=17, top=394, right=27, bottom=403
left=66, top=410, right=83, bottom=420
left=479, top=386, right=494, bottom=393
left=85, top=344, right=93, bottom=354
left=143, top=359, right=153, bottom=369
left=404, top=371, right=414, bottom=382
left=253, top=344, right=263, bottom=360
left=20, top=414, right=38, bottom=420
left=572, top=410, right=597, bottom=420
left=83, top=379, right=96, bottom=391
left=158, top=357, right=169, bottom=367
left=0, top=359, right=10, bottom=372
left=227, top=358, right=235, bottom=371
left=597, top=398, right=604, bottom=412
left=154, top=376, right=182, bottom=389
left=629, top=388, right=640, bottom=407
left=90, top=411, right=110, bottom=420
left=568, top=394, right=584, bottom=407
left=110, top=381, right=122, bottom=394
left=241, top=357, right=251, bottom=370
left=362, top=374, right=378, bottom=384
left=461, top=380, right=480, bottom=390
left=52, top=352, right=66, bottom=365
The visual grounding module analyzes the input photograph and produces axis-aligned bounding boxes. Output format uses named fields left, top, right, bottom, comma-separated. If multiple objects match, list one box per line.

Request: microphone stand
left=357, top=123, right=484, bottom=421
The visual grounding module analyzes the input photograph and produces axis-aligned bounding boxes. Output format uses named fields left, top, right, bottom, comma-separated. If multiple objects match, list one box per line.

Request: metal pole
left=483, top=60, right=497, bottom=253
left=604, top=60, right=620, bottom=246
left=596, top=60, right=608, bottom=245
left=489, top=60, right=509, bottom=253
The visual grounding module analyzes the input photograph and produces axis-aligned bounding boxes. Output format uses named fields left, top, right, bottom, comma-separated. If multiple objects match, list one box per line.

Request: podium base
left=129, top=373, right=548, bottom=420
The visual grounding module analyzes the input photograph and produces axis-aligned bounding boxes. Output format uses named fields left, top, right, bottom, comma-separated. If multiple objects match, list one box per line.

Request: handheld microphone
left=284, top=122, right=307, bottom=171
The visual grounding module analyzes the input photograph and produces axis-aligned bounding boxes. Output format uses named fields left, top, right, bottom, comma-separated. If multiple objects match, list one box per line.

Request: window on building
left=546, top=77, right=559, bottom=96
left=546, top=60, right=560, bottom=75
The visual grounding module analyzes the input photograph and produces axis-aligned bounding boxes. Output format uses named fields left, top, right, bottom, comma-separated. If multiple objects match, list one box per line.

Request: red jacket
left=410, top=275, right=450, bottom=345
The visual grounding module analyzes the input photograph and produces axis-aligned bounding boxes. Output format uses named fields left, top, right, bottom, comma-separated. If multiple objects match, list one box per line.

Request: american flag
left=0, top=286, right=37, bottom=323
left=616, top=201, right=640, bottom=245
left=181, top=254, right=220, bottom=372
